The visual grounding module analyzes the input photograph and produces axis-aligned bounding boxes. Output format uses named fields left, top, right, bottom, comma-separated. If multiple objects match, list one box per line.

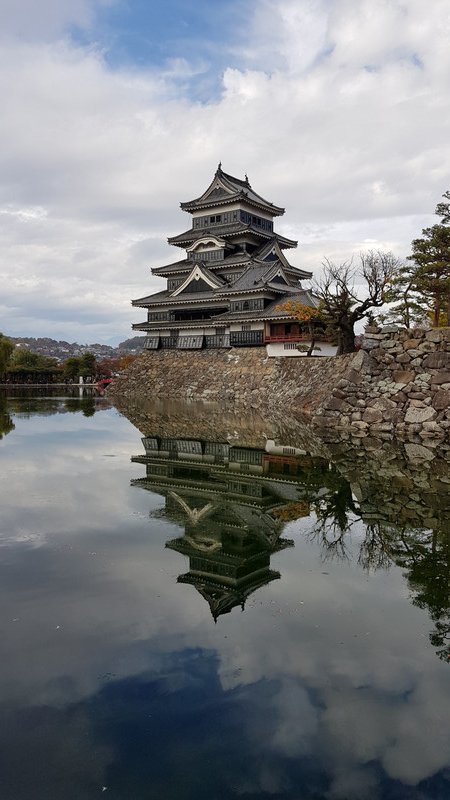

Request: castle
left=132, top=165, right=320, bottom=353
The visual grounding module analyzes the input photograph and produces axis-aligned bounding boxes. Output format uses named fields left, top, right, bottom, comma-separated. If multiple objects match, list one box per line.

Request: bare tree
left=315, top=250, right=400, bottom=354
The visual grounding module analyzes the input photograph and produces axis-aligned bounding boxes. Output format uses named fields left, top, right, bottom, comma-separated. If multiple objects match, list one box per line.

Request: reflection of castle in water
left=126, top=404, right=450, bottom=656
left=132, top=436, right=327, bottom=620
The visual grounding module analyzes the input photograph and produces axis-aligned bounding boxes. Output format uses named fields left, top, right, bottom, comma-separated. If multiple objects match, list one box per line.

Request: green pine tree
left=408, top=192, right=450, bottom=327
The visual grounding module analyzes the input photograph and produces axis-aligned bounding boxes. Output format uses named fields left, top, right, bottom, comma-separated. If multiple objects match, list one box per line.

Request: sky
left=0, top=0, right=449, bottom=344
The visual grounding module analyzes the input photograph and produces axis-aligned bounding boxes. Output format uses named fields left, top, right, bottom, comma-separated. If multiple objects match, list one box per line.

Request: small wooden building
left=132, top=165, right=321, bottom=352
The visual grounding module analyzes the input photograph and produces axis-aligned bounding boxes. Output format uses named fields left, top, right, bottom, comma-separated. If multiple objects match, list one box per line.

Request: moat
left=0, top=391, right=449, bottom=800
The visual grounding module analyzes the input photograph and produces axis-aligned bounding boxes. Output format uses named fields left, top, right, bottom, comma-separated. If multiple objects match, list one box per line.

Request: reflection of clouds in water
left=0, top=533, right=203, bottom=708
left=207, top=536, right=450, bottom=790
left=382, top=671, right=450, bottom=784
left=2, top=403, right=450, bottom=797
left=269, top=680, right=319, bottom=758
left=0, top=409, right=155, bottom=543
left=318, top=673, right=450, bottom=786
left=327, top=765, right=379, bottom=800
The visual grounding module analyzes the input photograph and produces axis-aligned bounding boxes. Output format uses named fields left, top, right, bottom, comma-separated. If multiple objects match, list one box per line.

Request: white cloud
left=0, top=0, right=449, bottom=341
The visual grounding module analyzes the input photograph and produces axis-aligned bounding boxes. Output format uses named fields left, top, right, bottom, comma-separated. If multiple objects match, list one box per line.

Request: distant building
left=132, top=164, right=329, bottom=354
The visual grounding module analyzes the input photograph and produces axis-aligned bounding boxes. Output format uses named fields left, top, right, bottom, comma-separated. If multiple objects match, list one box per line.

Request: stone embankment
left=315, top=326, right=449, bottom=444
left=110, top=348, right=352, bottom=414
left=110, top=326, right=450, bottom=443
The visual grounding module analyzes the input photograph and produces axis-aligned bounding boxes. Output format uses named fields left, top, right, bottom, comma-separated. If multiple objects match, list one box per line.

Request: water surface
left=0, top=393, right=449, bottom=800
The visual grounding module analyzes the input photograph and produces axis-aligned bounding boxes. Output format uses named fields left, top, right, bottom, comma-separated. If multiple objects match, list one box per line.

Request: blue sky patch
left=72, top=0, right=252, bottom=101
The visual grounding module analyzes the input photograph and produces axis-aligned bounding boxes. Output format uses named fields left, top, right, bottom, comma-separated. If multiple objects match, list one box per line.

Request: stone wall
left=314, top=326, right=450, bottom=443
left=110, top=327, right=450, bottom=442
left=110, top=347, right=352, bottom=414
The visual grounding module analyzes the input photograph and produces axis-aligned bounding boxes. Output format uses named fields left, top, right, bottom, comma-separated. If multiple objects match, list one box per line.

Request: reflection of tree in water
left=0, top=396, right=15, bottom=440
left=303, top=465, right=450, bottom=662
left=64, top=397, right=96, bottom=416
left=357, top=522, right=397, bottom=571
left=310, top=476, right=359, bottom=562
left=393, top=525, right=450, bottom=662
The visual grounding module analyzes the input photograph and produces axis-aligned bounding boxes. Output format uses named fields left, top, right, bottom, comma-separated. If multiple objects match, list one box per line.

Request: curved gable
left=187, top=235, right=226, bottom=253
left=171, top=264, right=223, bottom=296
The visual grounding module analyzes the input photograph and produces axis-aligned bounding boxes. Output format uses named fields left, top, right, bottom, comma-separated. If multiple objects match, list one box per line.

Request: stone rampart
left=110, top=327, right=450, bottom=443
left=110, top=348, right=352, bottom=414
left=315, top=326, right=449, bottom=443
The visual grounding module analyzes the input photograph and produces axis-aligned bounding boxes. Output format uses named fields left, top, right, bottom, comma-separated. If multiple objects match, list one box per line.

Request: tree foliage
left=62, top=357, right=82, bottom=380
left=377, top=261, right=432, bottom=329
left=11, top=349, right=58, bottom=370
left=275, top=300, right=324, bottom=356
left=408, top=191, right=450, bottom=327
left=0, top=333, right=14, bottom=377
left=96, top=355, right=138, bottom=378
left=79, top=352, right=96, bottom=377
left=435, top=189, right=450, bottom=224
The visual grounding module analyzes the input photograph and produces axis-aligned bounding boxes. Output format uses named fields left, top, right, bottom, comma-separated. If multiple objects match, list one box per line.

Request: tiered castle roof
left=132, top=165, right=316, bottom=345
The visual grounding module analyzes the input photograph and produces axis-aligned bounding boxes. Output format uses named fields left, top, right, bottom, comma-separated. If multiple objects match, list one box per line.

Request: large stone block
left=346, top=369, right=365, bottom=384
left=431, top=371, right=450, bottom=385
left=350, top=350, right=369, bottom=372
left=432, top=389, right=450, bottom=411
left=372, top=397, right=397, bottom=411
left=362, top=408, right=383, bottom=423
left=423, top=352, right=450, bottom=369
left=392, top=370, right=415, bottom=384
left=404, top=405, right=436, bottom=423
left=404, top=443, right=436, bottom=460
left=425, top=329, right=444, bottom=342
left=419, top=341, right=436, bottom=352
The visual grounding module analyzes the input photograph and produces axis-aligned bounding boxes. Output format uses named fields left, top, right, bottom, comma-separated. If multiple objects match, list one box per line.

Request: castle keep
left=132, top=165, right=317, bottom=351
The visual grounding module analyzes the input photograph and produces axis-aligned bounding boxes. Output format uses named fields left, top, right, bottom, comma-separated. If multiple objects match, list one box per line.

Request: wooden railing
left=264, top=333, right=310, bottom=343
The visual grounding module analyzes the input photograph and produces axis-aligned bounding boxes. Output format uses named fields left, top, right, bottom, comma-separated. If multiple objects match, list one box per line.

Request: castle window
left=230, top=298, right=264, bottom=312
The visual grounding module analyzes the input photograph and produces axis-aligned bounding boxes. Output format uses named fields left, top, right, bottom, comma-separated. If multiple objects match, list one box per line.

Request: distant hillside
left=118, top=336, right=146, bottom=351
left=7, top=336, right=145, bottom=361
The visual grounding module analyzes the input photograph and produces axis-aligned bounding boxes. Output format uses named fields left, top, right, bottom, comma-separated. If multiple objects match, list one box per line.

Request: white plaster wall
left=266, top=342, right=338, bottom=357
left=229, top=322, right=264, bottom=332
left=179, top=328, right=207, bottom=336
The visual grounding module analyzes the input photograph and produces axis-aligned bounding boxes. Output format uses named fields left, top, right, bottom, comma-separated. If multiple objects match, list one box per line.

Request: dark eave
left=168, top=224, right=297, bottom=249
left=132, top=290, right=230, bottom=308
left=214, top=292, right=319, bottom=322
left=132, top=319, right=222, bottom=331
left=180, top=166, right=285, bottom=216
left=180, top=191, right=285, bottom=217
left=261, top=265, right=312, bottom=280
left=152, top=258, right=192, bottom=276
left=151, top=253, right=253, bottom=277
